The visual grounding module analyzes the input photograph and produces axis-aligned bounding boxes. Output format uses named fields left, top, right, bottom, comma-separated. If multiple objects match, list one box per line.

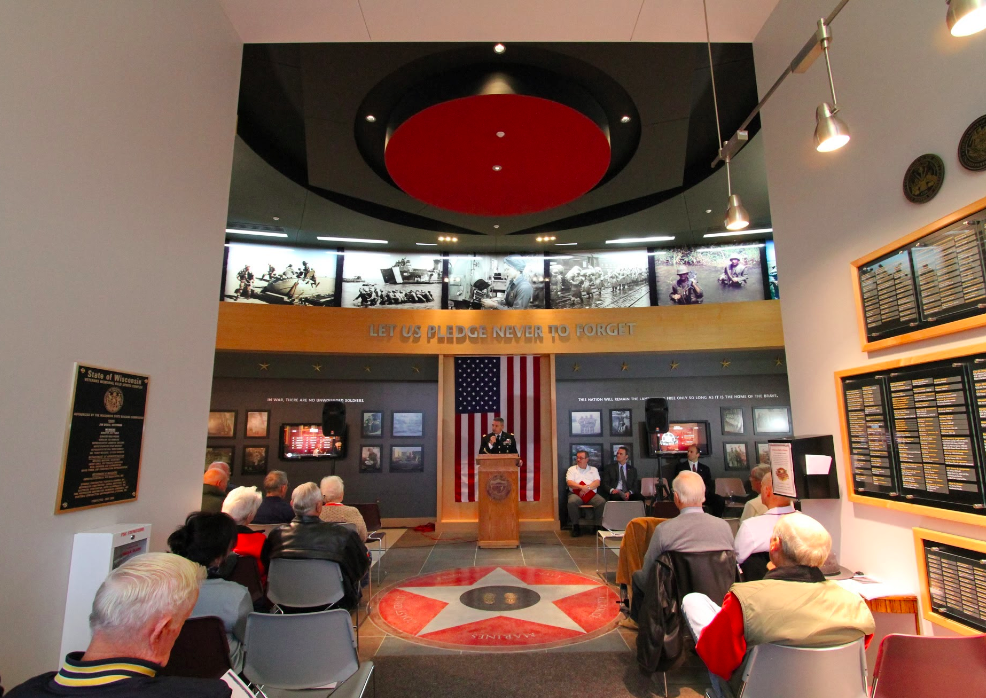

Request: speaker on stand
left=645, top=398, right=672, bottom=501
left=321, top=401, right=348, bottom=460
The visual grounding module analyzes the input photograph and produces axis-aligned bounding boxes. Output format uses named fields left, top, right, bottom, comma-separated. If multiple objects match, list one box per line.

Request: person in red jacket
left=222, top=485, right=267, bottom=585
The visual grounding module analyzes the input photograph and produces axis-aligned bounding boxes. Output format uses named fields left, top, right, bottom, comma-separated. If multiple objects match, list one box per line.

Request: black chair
left=740, top=551, right=771, bottom=582
left=226, top=552, right=267, bottom=608
left=353, top=501, right=387, bottom=583
left=159, top=616, right=231, bottom=679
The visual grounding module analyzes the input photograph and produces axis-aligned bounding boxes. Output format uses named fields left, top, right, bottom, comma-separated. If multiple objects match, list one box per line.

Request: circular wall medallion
left=902, top=154, right=945, bottom=204
left=958, top=114, right=986, bottom=171
left=486, top=473, right=512, bottom=502
left=103, top=387, right=124, bottom=413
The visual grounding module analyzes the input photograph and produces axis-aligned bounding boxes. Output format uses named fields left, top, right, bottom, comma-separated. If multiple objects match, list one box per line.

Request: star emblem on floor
left=375, top=566, right=620, bottom=650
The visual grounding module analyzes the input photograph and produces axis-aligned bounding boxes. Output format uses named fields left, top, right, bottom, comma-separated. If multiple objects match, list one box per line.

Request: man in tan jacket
left=683, top=512, right=874, bottom=698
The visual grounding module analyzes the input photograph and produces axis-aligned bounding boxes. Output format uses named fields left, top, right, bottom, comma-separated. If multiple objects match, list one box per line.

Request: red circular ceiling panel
left=385, top=94, right=611, bottom=217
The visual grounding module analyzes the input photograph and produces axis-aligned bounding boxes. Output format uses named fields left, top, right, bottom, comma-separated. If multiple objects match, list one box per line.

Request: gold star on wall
left=621, top=362, right=629, bottom=372
left=670, top=360, right=680, bottom=371
left=572, top=363, right=581, bottom=372
left=412, top=366, right=421, bottom=373
left=312, top=364, right=322, bottom=372
left=364, top=365, right=372, bottom=373
left=720, top=359, right=731, bottom=369
left=258, top=362, right=270, bottom=371
left=775, top=357, right=785, bottom=367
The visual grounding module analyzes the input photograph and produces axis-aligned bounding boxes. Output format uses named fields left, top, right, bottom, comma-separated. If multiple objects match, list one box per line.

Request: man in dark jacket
left=261, top=482, right=369, bottom=609
left=201, top=467, right=228, bottom=514
left=673, top=445, right=725, bottom=517
left=601, top=447, right=642, bottom=501
left=253, top=470, right=294, bottom=524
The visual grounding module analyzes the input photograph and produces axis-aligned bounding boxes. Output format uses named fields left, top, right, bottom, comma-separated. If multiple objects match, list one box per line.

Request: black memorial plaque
left=924, top=540, right=986, bottom=633
left=843, top=377, right=896, bottom=496
left=56, top=364, right=149, bottom=513
left=858, top=251, right=919, bottom=340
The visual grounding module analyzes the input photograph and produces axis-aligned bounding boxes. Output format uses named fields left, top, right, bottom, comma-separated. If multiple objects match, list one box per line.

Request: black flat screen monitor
left=647, top=421, right=711, bottom=457
left=279, top=423, right=346, bottom=460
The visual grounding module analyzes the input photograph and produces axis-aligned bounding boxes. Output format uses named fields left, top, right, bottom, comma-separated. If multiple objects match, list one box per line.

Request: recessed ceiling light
left=605, top=235, right=676, bottom=244
left=496, top=131, right=505, bottom=138
left=705, top=209, right=713, bottom=214
left=365, top=115, right=376, bottom=122
left=494, top=224, right=500, bottom=229
left=620, top=115, right=631, bottom=123
left=703, top=228, right=773, bottom=238
left=492, top=165, right=502, bottom=171
left=272, top=216, right=280, bottom=221
left=416, top=242, right=437, bottom=246
left=494, top=43, right=506, bottom=54
left=316, top=236, right=387, bottom=244
left=226, top=228, right=288, bottom=238
left=556, top=242, right=578, bottom=246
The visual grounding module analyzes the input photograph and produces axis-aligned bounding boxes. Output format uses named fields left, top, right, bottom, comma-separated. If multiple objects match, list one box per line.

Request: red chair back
left=159, top=616, right=231, bottom=679
left=871, top=633, right=986, bottom=697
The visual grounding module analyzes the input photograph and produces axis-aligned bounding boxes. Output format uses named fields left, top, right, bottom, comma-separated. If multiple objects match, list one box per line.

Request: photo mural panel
left=342, top=251, right=443, bottom=309
left=547, top=250, right=649, bottom=309
left=447, top=254, right=545, bottom=309
left=224, top=242, right=338, bottom=306
left=653, top=243, right=764, bottom=305
left=765, top=240, right=779, bottom=300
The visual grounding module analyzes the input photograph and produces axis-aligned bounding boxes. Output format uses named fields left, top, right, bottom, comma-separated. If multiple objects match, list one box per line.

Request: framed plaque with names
left=914, top=527, right=986, bottom=635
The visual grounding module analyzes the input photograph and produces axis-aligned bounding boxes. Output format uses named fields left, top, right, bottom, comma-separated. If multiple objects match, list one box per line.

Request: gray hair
left=320, top=475, right=345, bottom=504
left=222, top=486, right=262, bottom=524
left=773, top=512, right=831, bottom=567
left=492, top=416, right=504, bottom=425
left=750, top=464, right=771, bottom=484
left=263, top=470, right=288, bottom=495
left=291, top=482, right=322, bottom=515
left=209, top=461, right=231, bottom=478
left=90, top=552, right=204, bottom=635
left=672, top=470, right=706, bottom=507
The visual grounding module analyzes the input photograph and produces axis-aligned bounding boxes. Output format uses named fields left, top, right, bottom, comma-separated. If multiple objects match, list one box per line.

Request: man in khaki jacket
left=683, top=512, right=874, bottom=698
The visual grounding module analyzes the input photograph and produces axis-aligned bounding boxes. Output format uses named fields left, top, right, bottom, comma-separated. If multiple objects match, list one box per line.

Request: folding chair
left=159, top=616, right=231, bottom=679
left=243, top=609, right=375, bottom=698
left=595, top=500, right=645, bottom=582
left=352, top=502, right=387, bottom=584
left=267, top=557, right=363, bottom=647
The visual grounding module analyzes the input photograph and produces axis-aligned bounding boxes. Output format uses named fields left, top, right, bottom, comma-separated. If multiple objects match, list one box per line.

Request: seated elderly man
left=222, top=485, right=267, bottom=583
left=261, top=482, right=370, bottom=609
left=733, top=472, right=795, bottom=567
left=201, top=467, right=229, bottom=513
left=684, top=513, right=874, bottom=698
left=253, top=470, right=294, bottom=524
left=7, top=553, right=229, bottom=697
left=566, top=449, right=607, bottom=537
left=319, top=476, right=368, bottom=541
left=621, top=471, right=734, bottom=629
left=739, top=464, right=771, bottom=523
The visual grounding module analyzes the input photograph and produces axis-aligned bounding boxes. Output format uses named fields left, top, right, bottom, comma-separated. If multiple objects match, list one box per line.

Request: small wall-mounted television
left=646, top=421, right=711, bottom=457
left=279, top=423, right=347, bottom=460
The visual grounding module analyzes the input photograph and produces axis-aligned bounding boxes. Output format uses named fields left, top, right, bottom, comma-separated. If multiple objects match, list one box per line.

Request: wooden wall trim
left=216, top=301, right=784, bottom=356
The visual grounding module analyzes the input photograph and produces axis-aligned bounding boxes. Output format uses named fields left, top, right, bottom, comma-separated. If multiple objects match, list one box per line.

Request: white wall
left=0, top=2, right=241, bottom=684
left=755, top=0, right=986, bottom=631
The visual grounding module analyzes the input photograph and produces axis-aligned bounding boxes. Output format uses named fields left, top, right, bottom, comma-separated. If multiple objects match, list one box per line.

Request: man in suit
left=601, top=446, right=642, bottom=501
left=478, top=416, right=518, bottom=455
left=674, top=444, right=725, bottom=517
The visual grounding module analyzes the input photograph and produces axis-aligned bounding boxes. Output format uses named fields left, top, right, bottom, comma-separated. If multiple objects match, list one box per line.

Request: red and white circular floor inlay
left=375, top=566, right=621, bottom=651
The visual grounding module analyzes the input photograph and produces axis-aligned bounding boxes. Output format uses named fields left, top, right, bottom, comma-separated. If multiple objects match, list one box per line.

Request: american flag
left=454, top=356, right=541, bottom=502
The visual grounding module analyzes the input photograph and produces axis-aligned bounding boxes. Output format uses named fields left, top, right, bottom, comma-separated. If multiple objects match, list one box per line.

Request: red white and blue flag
left=454, top=356, right=541, bottom=502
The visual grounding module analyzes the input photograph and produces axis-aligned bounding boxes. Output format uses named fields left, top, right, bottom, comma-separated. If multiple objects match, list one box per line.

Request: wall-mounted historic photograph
left=393, top=412, right=424, bottom=437
left=391, top=445, right=424, bottom=473
left=224, top=242, right=337, bottom=306
left=654, top=243, right=764, bottom=305
left=362, top=411, right=383, bottom=437
left=570, top=410, right=602, bottom=436
left=570, top=443, right=603, bottom=470
left=360, top=445, right=382, bottom=474
left=342, top=251, right=442, bottom=309
left=208, top=411, right=236, bottom=438
left=753, top=407, right=791, bottom=434
left=610, top=409, right=632, bottom=436
left=245, top=410, right=269, bottom=438
left=242, top=446, right=268, bottom=475
left=447, top=254, right=544, bottom=310
left=548, top=251, right=649, bottom=309
left=724, top=442, right=749, bottom=471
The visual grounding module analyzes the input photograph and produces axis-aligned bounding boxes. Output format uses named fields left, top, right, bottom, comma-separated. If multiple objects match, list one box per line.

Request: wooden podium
left=476, top=454, right=520, bottom=548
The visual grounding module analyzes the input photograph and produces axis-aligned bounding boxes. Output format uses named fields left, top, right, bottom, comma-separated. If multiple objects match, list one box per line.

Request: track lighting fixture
left=813, top=19, right=850, bottom=152
left=947, top=0, right=986, bottom=36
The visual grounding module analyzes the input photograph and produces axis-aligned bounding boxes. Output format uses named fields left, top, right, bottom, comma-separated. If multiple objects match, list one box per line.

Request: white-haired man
left=738, top=464, right=771, bottom=523
left=319, top=476, right=368, bottom=541
left=684, top=513, right=874, bottom=698
left=621, top=471, right=734, bottom=629
left=261, top=482, right=369, bottom=609
left=733, top=472, right=795, bottom=565
left=7, top=553, right=228, bottom=697
left=223, top=485, right=267, bottom=582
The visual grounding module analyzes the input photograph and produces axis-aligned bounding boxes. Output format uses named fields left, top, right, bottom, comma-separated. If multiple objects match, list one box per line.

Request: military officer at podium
left=479, top=417, right=519, bottom=455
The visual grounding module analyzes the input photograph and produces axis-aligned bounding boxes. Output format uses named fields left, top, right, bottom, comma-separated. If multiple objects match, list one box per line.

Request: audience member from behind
left=222, top=486, right=267, bottom=584
left=684, top=513, right=874, bottom=698
left=168, top=512, right=251, bottom=674
left=7, top=553, right=229, bottom=697
left=733, top=472, right=795, bottom=565
left=261, top=482, right=370, bottom=609
left=319, top=476, right=368, bottom=541
left=253, top=470, right=294, bottom=524
left=739, top=464, right=771, bottom=523
left=201, top=467, right=229, bottom=514
left=209, top=461, right=233, bottom=492
left=622, top=471, right=734, bottom=629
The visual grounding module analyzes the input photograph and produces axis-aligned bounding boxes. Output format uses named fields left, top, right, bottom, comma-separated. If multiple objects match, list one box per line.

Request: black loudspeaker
left=322, top=401, right=346, bottom=435
left=645, top=397, right=669, bottom=433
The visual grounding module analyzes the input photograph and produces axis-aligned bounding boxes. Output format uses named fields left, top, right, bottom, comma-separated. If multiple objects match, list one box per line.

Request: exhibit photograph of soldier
left=447, top=254, right=545, bottom=310
left=654, top=243, right=764, bottom=305
left=548, top=251, right=649, bottom=309
left=223, top=242, right=337, bottom=306
left=341, top=251, right=442, bottom=309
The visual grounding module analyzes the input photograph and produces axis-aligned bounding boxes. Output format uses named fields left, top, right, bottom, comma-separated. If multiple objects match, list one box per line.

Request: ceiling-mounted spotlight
left=813, top=19, right=850, bottom=152
left=365, top=115, right=376, bottom=123
left=947, top=0, right=986, bottom=35
left=620, top=115, right=631, bottom=123
left=494, top=43, right=506, bottom=54
left=725, top=194, right=751, bottom=231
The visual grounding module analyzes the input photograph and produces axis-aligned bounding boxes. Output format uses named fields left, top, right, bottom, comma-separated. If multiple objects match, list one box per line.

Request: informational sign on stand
left=769, top=442, right=798, bottom=498
left=55, top=364, right=149, bottom=513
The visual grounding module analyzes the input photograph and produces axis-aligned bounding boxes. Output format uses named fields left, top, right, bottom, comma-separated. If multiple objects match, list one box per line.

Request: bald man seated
left=683, top=513, right=874, bottom=698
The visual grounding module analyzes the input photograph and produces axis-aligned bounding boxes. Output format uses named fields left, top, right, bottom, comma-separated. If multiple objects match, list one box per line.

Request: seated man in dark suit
left=673, top=445, right=725, bottom=517
left=261, top=482, right=370, bottom=610
left=253, top=470, right=294, bottom=525
left=601, top=446, right=642, bottom=501
left=7, top=553, right=229, bottom=698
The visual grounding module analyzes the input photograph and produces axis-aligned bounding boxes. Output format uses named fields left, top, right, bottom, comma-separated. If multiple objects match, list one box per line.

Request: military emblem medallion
left=959, top=114, right=986, bottom=171
left=902, top=154, right=945, bottom=204
left=486, top=473, right=512, bottom=501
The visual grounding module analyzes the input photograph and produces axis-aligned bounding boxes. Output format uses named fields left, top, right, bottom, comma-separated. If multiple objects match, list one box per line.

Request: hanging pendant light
left=725, top=194, right=751, bottom=231
left=947, top=0, right=986, bottom=36
left=814, top=19, right=850, bottom=152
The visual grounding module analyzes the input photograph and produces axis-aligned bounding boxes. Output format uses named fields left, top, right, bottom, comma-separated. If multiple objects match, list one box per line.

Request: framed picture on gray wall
left=720, top=407, right=744, bottom=435
left=242, top=446, right=268, bottom=475
left=245, top=410, right=269, bottom=438
left=205, top=446, right=233, bottom=470
left=611, top=443, right=633, bottom=464
left=723, top=442, right=749, bottom=471
left=570, top=443, right=603, bottom=469
left=391, top=445, right=424, bottom=472
left=362, top=411, right=383, bottom=438
left=755, top=442, right=771, bottom=466
left=570, top=410, right=602, bottom=436
left=360, top=445, right=382, bottom=473
left=610, top=409, right=632, bottom=436
left=208, top=410, right=236, bottom=438
left=753, top=407, right=791, bottom=434
left=393, top=412, right=424, bottom=437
